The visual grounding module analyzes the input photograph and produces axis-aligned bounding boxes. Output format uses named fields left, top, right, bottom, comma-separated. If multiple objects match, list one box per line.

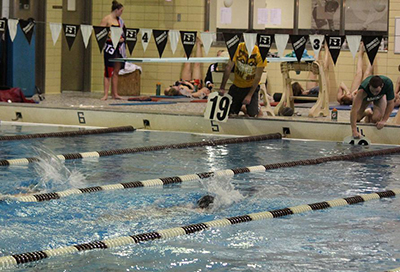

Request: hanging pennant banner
left=93, top=26, right=109, bottom=53
left=327, top=35, right=345, bottom=65
left=243, top=33, right=257, bottom=57
left=125, top=28, right=139, bottom=55
left=222, top=32, right=242, bottom=60
left=63, top=24, right=80, bottom=50
left=180, top=31, right=197, bottom=59
left=275, top=34, right=289, bottom=57
left=362, top=36, right=382, bottom=65
left=153, top=29, right=169, bottom=58
left=110, top=26, right=122, bottom=49
left=169, top=30, right=179, bottom=55
left=8, top=19, right=18, bottom=42
left=0, top=18, right=7, bottom=36
left=80, top=24, right=93, bottom=49
left=309, top=34, right=324, bottom=59
left=140, top=28, right=152, bottom=52
left=19, top=18, right=35, bottom=45
left=49, top=22, right=62, bottom=45
left=257, top=34, right=273, bottom=62
left=346, top=35, right=361, bottom=59
left=290, top=35, right=308, bottom=62
left=200, top=32, right=214, bottom=56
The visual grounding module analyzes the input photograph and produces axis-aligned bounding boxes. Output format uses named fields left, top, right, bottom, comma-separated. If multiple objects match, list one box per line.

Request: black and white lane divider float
left=7, top=145, right=400, bottom=203
left=0, top=189, right=398, bottom=268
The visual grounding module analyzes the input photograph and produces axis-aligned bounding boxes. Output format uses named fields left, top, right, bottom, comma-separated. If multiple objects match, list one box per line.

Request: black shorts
left=228, top=85, right=259, bottom=117
left=103, top=41, right=124, bottom=78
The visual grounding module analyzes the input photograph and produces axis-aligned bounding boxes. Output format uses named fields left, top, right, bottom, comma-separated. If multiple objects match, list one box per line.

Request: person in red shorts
left=100, top=1, right=126, bottom=101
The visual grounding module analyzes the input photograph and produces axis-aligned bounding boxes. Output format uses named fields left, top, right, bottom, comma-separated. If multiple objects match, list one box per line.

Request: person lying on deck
left=164, top=38, right=211, bottom=99
left=291, top=42, right=330, bottom=98
left=337, top=44, right=373, bottom=105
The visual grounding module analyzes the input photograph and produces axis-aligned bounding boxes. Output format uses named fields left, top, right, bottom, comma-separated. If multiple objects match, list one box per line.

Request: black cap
left=197, top=195, right=215, bottom=209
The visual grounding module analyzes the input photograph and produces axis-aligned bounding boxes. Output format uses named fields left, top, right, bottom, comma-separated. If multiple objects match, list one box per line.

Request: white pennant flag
left=275, top=34, right=289, bottom=57
left=110, top=26, right=122, bottom=49
left=346, top=35, right=362, bottom=59
left=169, top=30, right=180, bottom=54
left=8, top=19, right=18, bottom=42
left=309, top=34, right=325, bottom=59
left=49, top=23, right=62, bottom=45
left=243, top=33, right=257, bottom=55
left=140, top=28, right=152, bottom=52
left=80, top=24, right=93, bottom=48
left=200, top=32, right=215, bottom=56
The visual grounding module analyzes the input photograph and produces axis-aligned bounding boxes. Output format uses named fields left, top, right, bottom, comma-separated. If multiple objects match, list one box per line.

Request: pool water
left=0, top=123, right=400, bottom=271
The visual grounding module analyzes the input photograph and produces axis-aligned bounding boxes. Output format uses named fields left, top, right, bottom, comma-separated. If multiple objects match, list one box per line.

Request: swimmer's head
left=197, top=195, right=214, bottom=209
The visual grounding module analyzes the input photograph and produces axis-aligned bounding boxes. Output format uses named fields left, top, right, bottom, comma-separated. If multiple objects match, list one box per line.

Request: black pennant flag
left=63, top=24, right=80, bottom=50
left=153, top=29, right=169, bottom=58
left=327, top=35, right=345, bottom=65
left=257, top=34, right=274, bottom=62
left=362, top=36, right=382, bottom=65
left=223, top=32, right=242, bottom=60
left=125, top=28, right=139, bottom=55
left=93, top=26, right=109, bottom=53
left=0, top=18, right=7, bottom=36
left=180, top=31, right=197, bottom=59
left=19, top=18, right=35, bottom=44
left=290, top=35, right=308, bottom=62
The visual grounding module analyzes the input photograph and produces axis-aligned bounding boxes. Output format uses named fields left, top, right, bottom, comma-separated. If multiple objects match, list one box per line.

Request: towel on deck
left=0, top=87, right=36, bottom=103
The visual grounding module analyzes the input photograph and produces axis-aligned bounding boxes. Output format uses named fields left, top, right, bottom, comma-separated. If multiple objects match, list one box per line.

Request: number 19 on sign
left=204, top=92, right=232, bottom=123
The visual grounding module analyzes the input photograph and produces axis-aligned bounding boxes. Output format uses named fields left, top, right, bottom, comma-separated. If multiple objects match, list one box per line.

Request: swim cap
left=197, top=195, right=215, bottom=209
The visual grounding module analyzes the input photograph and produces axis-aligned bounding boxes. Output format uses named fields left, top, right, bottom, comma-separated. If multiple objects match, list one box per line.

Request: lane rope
left=8, top=145, right=400, bottom=203
left=0, top=133, right=282, bottom=166
left=0, top=126, right=135, bottom=141
left=0, top=189, right=398, bottom=268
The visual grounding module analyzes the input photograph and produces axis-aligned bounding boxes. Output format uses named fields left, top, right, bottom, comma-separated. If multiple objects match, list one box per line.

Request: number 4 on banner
left=204, top=92, right=232, bottom=123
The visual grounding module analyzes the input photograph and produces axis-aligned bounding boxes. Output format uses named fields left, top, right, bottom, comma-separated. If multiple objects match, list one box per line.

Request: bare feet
left=112, top=95, right=124, bottom=100
left=359, top=42, right=365, bottom=54
left=101, top=95, right=108, bottom=101
left=363, top=108, right=373, bottom=123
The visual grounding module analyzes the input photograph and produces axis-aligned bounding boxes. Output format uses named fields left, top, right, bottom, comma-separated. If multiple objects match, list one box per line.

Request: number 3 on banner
left=204, top=92, right=232, bottom=123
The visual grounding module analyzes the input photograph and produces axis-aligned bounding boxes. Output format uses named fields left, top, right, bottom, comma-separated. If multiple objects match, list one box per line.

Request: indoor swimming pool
left=0, top=122, right=399, bottom=271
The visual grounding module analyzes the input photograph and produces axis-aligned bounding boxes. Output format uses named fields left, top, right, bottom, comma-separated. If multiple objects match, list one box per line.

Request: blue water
left=0, top=123, right=400, bottom=271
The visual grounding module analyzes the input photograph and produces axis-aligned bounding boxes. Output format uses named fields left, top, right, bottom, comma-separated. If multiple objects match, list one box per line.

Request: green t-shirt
left=359, top=75, right=394, bottom=101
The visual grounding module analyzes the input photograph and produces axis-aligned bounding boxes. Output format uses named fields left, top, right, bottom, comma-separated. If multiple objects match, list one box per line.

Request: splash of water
left=27, top=146, right=86, bottom=192
left=200, top=175, right=245, bottom=211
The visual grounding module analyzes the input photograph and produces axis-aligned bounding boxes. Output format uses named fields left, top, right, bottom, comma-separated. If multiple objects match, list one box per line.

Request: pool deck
left=0, top=92, right=399, bottom=145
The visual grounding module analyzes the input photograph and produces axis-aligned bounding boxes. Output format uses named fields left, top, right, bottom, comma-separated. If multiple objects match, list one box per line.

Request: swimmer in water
left=196, top=194, right=215, bottom=209
left=96, top=195, right=216, bottom=223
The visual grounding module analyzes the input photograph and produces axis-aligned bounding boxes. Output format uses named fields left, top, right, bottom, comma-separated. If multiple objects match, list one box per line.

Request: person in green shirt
left=350, top=75, right=395, bottom=138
